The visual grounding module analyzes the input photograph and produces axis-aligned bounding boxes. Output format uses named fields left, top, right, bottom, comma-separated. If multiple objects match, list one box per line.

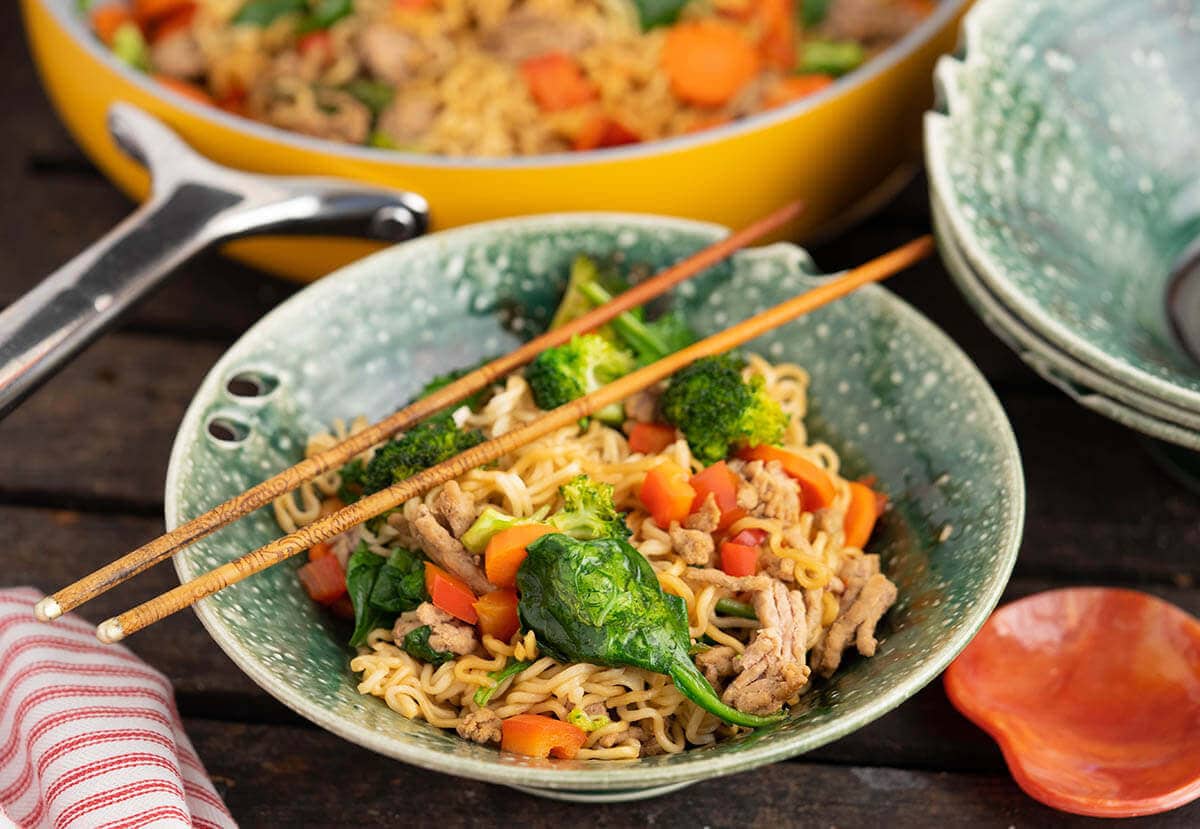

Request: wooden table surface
left=6, top=6, right=1200, bottom=827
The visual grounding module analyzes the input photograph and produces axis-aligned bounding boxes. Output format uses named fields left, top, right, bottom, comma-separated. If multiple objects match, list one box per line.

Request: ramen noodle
left=275, top=351, right=896, bottom=759
left=87, top=0, right=933, bottom=156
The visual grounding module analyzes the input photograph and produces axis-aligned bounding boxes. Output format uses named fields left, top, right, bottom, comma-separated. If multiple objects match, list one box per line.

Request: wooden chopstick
left=34, top=201, right=803, bottom=624
left=94, top=235, right=934, bottom=643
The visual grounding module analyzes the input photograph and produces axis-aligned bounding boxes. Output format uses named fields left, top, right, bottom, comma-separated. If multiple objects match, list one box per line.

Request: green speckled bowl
left=925, top=0, right=1200, bottom=412
left=165, top=214, right=1024, bottom=799
left=932, top=187, right=1200, bottom=450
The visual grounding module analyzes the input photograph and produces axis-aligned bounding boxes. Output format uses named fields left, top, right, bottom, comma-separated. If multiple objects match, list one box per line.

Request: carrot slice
left=474, top=589, right=521, bottom=642
left=146, top=2, right=195, bottom=41
left=308, top=541, right=334, bottom=562
left=425, top=563, right=479, bottom=624
left=154, top=75, right=213, bottom=105
left=685, top=114, right=732, bottom=134
left=628, top=422, right=677, bottom=455
left=757, top=0, right=796, bottom=71
left=738, top=445, right=836, bottom=511
left=720, top=542, right=759, bottom=577
left=521, top=52, right=598, bottom=112
left=661, top=20, right=761, bottom=107
left=689, top=461, right=745, bottom=531
left=297, top=30, right=332, bottom=58
left=329, top=595, right=355, bottom=620
left=318, top=496, right=345, bottom=518
left=92, top=4, right=135, bottom=47
left=133, top=0, right=191, bottom=24
left=217, top=83, right=249, bottom=118
left=844, top=481, right=885, bottom=549
left=639, top=461, right=696, bottom=529
left=297, top=554, right=346, bottom=604
left=501, top=714, right=588, bottom=759
left=573, top=114, right=640, bottom=152
left=763, top=74, right=835, bottom=109
left=485, top=524, right=556, bottom=588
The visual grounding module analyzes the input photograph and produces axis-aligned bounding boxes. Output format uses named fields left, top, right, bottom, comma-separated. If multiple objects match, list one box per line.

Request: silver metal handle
left=0, top=104, right=429, bottom=419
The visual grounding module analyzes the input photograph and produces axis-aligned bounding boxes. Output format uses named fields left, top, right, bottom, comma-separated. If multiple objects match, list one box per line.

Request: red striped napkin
left=0, top=588, right=236, bottom=828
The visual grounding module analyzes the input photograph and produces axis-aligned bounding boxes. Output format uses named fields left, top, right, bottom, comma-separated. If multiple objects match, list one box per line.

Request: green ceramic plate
left=166, top=214, right=1024, bottom=798
left=932, top=187, right=1200, bottom=449
left=925, top=0, right=1200, bottom=412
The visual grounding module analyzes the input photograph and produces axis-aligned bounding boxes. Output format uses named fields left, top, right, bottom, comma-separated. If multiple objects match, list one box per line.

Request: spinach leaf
left=801, top=0, right=832, bottom=28
left=298, top=0, right=353, bottom=32
left=342, top=78, right=394, bottom=117
left=346, top=543, right=386, bottom=646
left=472, top=659, right=533, bottom=706
left=516, top=534, right=785, bottom=728
left=368, top=548, right=427, bottom=614
left=630, top=0, right=689, bottom=31
left=402, top=626, right=455, bottom=666
left=233, top=0, right=308, bottom=27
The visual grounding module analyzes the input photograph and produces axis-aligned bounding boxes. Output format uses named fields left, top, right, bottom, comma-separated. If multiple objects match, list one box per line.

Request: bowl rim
left=923, top=0, right=1200, bottom=413
left=33, top=0, right=969, bottom=170
left=165, top=212, right=1025, bottom=791
left=931, top=185, right=1200, bottom=448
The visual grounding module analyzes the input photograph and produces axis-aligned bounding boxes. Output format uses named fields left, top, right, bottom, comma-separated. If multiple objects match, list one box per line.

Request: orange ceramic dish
left=21, top=0, right=970, bottom=282
left=944, top=588, right=1200, bottom=818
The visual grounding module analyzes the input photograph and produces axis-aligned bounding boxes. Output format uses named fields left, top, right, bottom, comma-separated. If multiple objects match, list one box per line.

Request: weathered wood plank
left=9, top=6, right=1200, bottom=822
left=4, top=7, right=296, bottom=339
left=0, top=333, right=224, bottom=509
left=185, top=719, right=1200, bottom=828
left=11, top=501, right=1196, bottom=776
left=6, top=506, right=266, bottom=703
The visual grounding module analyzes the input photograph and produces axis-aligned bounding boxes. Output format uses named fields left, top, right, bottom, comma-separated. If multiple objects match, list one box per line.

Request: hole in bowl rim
left=225, top=369, right=281, bottom=401
left=205, top=413, right=252, bottom=446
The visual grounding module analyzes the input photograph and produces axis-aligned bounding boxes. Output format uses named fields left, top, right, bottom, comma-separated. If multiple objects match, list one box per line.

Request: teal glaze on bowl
left=932, top=187, right=1200, bottom=448
left=165, top=214, right=1024, bottom=796
left=925, top=0, right=1200, bottom=412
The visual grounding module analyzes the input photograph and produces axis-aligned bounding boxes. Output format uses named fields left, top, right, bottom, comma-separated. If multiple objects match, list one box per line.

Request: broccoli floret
left=661, top=354, right=788, bottom=464
left=566, top=706, right=612, bottom=732
left=337, top=457, right=369, bottom=504
left=548, top=475, right=631, bottom=541
left=459, top=475, right=628, bottom=552
left=549, top=255, right=628, bottom=334
left=409, top=357, right=496, bottom=413
left=461, top=504, right=552, bottom=554
left=525, top=333, right=635, bottom=425
left=577, top=280, right=697, bottom=365
left=364, top=412, right=485, bottom=494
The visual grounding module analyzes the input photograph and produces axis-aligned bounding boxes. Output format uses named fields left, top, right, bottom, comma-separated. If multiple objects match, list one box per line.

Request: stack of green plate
left=925, top=0, right=1200, bottom=450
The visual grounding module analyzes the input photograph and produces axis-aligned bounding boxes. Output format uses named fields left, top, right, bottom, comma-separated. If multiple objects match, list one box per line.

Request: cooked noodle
left=274, top=353, right=881, bottom=757
left=86, top=0, right=933, bottom=157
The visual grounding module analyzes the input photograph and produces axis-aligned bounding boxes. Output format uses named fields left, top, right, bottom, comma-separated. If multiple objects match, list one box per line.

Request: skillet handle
left=0, top=104, right=429, bottom=419
left=0, top=189, right=224, bottom=418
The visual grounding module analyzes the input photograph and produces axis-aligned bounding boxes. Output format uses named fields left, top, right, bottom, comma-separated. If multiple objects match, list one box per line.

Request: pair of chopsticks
left=35, top=202, right=933, bottom=643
